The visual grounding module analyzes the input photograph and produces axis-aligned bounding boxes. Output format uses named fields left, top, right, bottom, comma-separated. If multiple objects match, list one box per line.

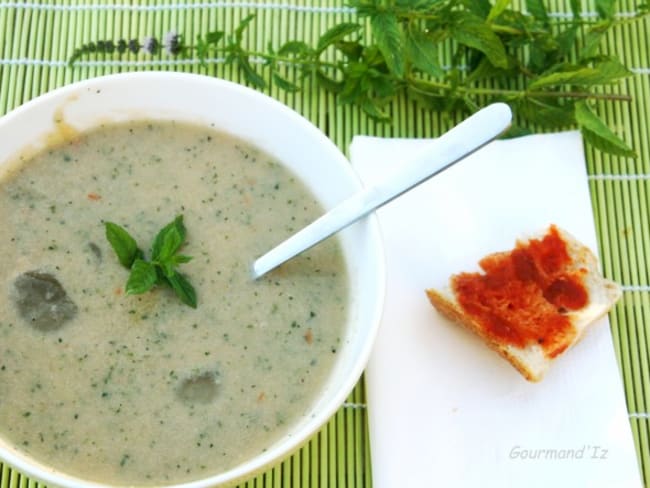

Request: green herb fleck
left=105, top=215, right=197, bottom=308
left=120, top=453, right=131, bottom=467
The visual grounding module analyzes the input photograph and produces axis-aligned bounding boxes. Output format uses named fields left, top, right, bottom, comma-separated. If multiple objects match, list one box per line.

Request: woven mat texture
left=0, top=1, right=649, bottom=486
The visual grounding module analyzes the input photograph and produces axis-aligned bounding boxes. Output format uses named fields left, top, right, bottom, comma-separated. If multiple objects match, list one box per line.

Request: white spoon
left=252, top=103, right=513, bottom=279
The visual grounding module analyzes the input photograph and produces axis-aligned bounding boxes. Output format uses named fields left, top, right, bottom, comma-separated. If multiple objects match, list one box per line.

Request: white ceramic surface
left=0, top=72, right=386, bottom=488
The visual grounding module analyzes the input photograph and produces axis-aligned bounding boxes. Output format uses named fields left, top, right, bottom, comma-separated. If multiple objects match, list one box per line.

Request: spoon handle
left=252, top=103, right=513, bottom=279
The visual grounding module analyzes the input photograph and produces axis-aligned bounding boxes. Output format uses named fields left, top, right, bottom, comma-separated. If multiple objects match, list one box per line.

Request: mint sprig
left=104, top=215, right=197, bottom=308
left=67, top=0, right=650, bottom=159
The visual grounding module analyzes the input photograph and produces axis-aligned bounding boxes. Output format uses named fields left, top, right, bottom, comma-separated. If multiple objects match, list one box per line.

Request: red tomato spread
left=451, top=226, right=588, bottom=358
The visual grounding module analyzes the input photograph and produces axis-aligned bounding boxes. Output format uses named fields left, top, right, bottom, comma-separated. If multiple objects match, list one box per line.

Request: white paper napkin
left=350, top=132, right=642, bottom=488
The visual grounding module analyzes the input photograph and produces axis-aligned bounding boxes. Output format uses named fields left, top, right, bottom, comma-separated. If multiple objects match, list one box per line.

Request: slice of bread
left=425, top=225, right=621, bottom=382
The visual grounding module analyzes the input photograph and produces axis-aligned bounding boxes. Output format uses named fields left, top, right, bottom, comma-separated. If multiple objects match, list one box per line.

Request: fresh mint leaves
left=104, top=216, right=197, bottom=308
left=125, top=259, right=158, bottom=295
left=574, top=101, right=638, bottom=158
left=151, top=215, right=186, bottom=262
left=105, top=221, right=142, bottom=268
left=166, top=272, right=197, bottom=309
left=67, top=0, right=649, bottom=158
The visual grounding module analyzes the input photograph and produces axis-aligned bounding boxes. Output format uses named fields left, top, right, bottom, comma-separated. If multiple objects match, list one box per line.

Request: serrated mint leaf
left=360, top=98, right=390, bottom=121
left=272, top=73, right=300, bottom=92
left=525, top=0, right=549, bottom=23
left=278, top=41, right=311, bottom=57
left=195, top=38, right=209, bottom=66
left=239, top=55, right=267, bottom=89
left=595, top=57, right=633, bottom=79
left=460, top=0, right=492, bottom=17
left=580, top=20, right=612, bottom=59
left=487, top=0, right=511, bottom=22
left=369, top=72, right=397, bottom=99
left=172, top=254, right=193, bottom=265
left=157, top=253, right=192, bottom=279
left=556, top=25, right=579, bottom=58
left=370, top=11, right=405, bottom=77
left=315, top=70, right=344, bottom=93
left=405, top=28, right=444, bottom=77
left=206, top=31, right=224, bottom=45
left=159, top=260, right=176, bottom=279
left=575, top=101, right=636, bottom=158
left=167, top=272, right=197, bottom=309
left=338, top=67, right=365, bottom=104
left=517, top=99, right=576, bottom=128
left=125, top=259, right=158, bottom=295
left=157, top=226, right=183, bottom=262
left=528, top=61, right=630, bottom=90
left=234, top=14, right=256, bottom=42
left=405, top=85, right=447, bottom=111
left=105, top=222, right=141, bottom=269
left=529, top=69, right=589, bottom=89
left=528, top=44, right=548, bottom=72
left=595, top=0, right=615, bottom=19
left=316, top=23, right=361, bottom=54
left=450, top=12, right=508, bottom=69
left=465, top=57, right=509, bottom=83
left=335, top=40, right=363, bottom=61
left=151, top=215, right=186, bottom=260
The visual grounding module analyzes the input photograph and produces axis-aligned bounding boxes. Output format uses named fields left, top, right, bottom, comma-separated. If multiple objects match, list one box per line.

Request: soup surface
left=0, top=121, right=348, bottom=485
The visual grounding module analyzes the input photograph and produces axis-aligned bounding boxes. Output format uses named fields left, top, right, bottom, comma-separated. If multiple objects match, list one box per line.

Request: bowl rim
left=0, top=71, right=386, bottom=488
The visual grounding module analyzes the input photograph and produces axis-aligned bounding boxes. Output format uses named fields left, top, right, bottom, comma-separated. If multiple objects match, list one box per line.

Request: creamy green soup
left=0, top=121, right=348, bottom=485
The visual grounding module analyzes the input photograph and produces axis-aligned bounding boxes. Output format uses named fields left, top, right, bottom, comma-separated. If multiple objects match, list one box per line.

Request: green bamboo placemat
left=0, top=1, right=649, bottom=487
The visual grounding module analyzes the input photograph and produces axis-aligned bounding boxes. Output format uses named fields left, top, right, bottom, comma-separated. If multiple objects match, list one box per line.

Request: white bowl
left=0, top=72, right=385, bottom=488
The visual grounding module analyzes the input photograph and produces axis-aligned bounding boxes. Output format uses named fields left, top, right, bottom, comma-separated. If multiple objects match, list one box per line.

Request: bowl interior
left=0, top=72, right=385, bottom=487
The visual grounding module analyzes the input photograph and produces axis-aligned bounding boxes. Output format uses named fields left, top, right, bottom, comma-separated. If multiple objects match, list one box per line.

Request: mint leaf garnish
left=151, top=215, right=186, bottom=261
left=166, top=272, right=197, bottom=309
left=105, top=222, right=142, bottom=268
left=105, top=215, right=197, bottom=308
left=125, top=259, right=158, bottom=295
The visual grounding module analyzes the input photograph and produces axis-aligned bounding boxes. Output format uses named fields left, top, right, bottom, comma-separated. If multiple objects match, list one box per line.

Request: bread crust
left=426, top=226, right=621, bottom=382
left=425, top=289, right=541, bottom=381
